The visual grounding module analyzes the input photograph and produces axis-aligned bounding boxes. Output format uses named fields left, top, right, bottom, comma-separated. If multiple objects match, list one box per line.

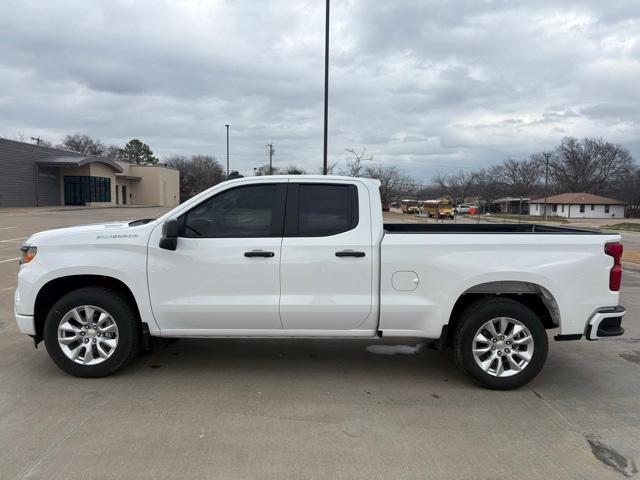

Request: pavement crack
left=528, top=387, right=576, bottom=430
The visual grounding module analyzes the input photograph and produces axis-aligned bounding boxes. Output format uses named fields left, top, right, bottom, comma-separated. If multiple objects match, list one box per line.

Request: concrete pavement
left=1, top=207, right=639, bottom=479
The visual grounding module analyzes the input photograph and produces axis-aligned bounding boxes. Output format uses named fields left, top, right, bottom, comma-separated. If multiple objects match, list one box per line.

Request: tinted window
left=297, top=184, right=358, bottom=236
left=182, top=184, right=278, bottom=237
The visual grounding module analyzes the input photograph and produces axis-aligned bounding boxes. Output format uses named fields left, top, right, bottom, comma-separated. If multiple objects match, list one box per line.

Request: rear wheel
left=453, top=298, right=548, bottom=390
left=44, top=287, right=140, bottom=377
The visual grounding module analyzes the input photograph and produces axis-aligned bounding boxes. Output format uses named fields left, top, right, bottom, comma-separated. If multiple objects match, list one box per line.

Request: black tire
left=453, top=298, right=548, bottom=390
left=43, top=287, right=140, bottom=378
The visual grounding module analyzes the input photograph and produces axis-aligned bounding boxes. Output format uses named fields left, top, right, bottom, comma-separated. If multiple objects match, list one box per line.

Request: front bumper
left=14, top=287, right=35, bottom=335
left=15, top=311, right=35, bottom=336
left=585, top=306, right=626, bottom=341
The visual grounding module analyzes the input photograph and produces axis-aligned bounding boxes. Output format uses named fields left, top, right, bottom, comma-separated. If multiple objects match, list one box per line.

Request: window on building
left=605, top=205, right=610, bottom=213
left=590, top=204, right=595, bottom=211
left=580, top=205, right=585, bottom=213
left=552, top=204, right=557, bottom=212
left=64, top=176, right=111, bottom=205
left=561, top=204, right=565, bottom=212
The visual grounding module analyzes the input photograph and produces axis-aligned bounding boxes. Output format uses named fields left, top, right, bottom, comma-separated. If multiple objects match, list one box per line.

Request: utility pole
left=543, top=151, right=551, bottom=221
left=225, top=124, right=230, bottom=178
left=322, top=0, right=330, bottom=175
left=266, top=143, right=275, bottom=175
left=31, top=136, right=42, bottom=146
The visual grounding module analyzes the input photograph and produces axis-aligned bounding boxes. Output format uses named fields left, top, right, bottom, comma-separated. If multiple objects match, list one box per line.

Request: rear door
left=279, top=181, right=374, bottom=331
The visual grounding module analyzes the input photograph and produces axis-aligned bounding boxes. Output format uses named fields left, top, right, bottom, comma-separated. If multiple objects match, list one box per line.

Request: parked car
left=382, top=203, right=390, bottom=212
left=456, top=204, right=471, bottom=214
left=14, top=175, right=625, bottom=389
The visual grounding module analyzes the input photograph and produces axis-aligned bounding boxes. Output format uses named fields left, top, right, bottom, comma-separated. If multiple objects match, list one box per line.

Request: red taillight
left=605, top=242, right=623, bottom=291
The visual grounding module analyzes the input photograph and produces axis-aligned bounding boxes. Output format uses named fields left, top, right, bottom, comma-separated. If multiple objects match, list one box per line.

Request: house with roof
left=0, top=138, right=179, bottom=208
left=529, top=192, right=626, bottom=219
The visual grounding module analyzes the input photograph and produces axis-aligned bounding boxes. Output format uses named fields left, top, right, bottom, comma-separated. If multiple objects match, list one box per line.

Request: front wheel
left=453, top=298, right=548, bottom=389
left=44, top=287, right=140, bottom=377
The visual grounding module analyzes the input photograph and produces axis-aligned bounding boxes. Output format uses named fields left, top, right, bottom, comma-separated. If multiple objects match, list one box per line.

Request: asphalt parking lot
left=1, top=207, right=639, bottom=479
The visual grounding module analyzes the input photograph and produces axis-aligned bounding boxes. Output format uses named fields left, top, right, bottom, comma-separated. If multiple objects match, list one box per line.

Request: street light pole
left=225, top=124, right=229, bottom=178
left=543, top=151, right=551, bottom=221
left=322, top=0, right=330, bottom=175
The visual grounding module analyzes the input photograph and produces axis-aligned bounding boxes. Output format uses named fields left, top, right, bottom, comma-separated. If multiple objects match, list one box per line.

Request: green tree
left=120, top=139, right=158, bottom=165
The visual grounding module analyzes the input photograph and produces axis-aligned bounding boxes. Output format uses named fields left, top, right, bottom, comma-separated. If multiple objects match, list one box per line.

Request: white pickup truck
left=14, top=175, right=626, bottom=389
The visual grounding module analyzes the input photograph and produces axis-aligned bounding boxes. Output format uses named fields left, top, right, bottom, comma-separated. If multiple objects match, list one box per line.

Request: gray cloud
left=0, top=0, right=638, bottom=180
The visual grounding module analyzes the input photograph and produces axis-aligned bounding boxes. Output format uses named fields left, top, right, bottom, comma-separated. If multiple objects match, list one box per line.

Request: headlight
left=19, top=246, right=37, bottom=264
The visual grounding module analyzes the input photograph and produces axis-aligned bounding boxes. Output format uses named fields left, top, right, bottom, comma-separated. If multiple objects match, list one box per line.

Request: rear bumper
left=585, top=306, right=626, bottom=341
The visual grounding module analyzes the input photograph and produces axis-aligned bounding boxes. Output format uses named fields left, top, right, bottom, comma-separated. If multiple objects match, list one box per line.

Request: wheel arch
left=444, top=280, right=560, bottom=346
left=33, top=275, right=142, bottom=345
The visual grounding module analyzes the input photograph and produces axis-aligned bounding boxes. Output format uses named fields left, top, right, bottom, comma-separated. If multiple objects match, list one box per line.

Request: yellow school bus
left=401, top=199, right=420, bottom=214
left=424, top=199, right=455, bottom=219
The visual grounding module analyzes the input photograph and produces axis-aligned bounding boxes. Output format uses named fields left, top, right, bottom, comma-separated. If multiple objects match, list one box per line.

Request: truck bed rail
left=383, top=223, right=605, bottom=234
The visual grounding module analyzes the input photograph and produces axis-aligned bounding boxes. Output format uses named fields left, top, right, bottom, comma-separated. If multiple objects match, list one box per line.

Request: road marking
left=0, top=257, right=20, bottom=263
left=0, top=236, right=28, bottom=243
left=0, top=226, right=17, bottom=230
left=403, top=219, right=418, bottom=223
left=1, top=286, right=15, bottom=291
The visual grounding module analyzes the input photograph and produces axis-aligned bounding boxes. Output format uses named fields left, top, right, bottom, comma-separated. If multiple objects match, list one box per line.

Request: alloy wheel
left=57, top=305, right=119, bottom=365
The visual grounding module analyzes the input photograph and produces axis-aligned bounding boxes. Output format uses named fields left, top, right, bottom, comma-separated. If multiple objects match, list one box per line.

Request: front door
left=147, top=182, right=287, bottom=332
left=279, top=181, right=374, bottom=331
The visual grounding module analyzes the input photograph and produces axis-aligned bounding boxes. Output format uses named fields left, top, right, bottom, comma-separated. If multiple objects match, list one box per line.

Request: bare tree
left=104, top=144, right=124, bottom=161
left=364, top=165, right=414, bottom=205
left=612, top=166, right=640, bottom=217
left=58, top=133, right=105, bottom=156
left=166, top=155, right=225, bottom=202
left=490, top=158, right=542, bottom=197
left=341, top=148, right=372, bottom=177
left=432, top=171, right=476, bottom=205
left=317, top=161, right=337, bottom=174
left=282, top=165, right=306, bottom=175
left=548, top=137, right=634, bottom=194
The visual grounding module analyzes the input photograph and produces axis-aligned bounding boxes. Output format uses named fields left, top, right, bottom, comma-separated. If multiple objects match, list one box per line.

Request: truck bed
left=383, top=223, right=605, bottom=234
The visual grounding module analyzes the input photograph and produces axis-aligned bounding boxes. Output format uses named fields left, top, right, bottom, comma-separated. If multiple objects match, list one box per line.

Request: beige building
left=0, top=138, right=179, bottom=208
left=58, top=160, right=179, bottom=207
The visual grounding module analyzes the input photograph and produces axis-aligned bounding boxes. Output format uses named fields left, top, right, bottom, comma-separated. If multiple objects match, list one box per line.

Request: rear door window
left=285, top=184, right=359, bottom=236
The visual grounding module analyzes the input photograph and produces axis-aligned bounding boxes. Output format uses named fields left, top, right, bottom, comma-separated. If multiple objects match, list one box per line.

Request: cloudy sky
left=1, top=0, right=639, bottom=180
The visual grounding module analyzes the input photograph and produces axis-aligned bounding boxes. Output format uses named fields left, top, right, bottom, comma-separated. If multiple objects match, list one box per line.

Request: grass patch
left=483, top=213, right=569, bottom=224
left=603, top=223, right=640, bottom=232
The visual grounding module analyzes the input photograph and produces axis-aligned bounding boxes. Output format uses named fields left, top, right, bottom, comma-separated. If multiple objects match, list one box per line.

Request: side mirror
left=159, top=219, right=178, bottom=251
